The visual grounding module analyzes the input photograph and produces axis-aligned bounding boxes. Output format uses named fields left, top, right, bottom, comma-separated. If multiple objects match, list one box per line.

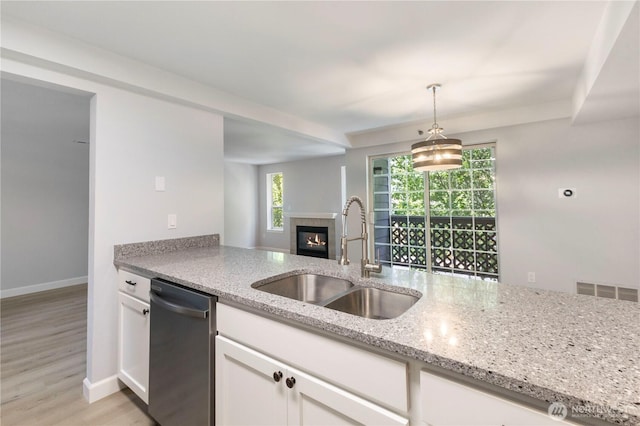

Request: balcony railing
left=374, top=215, right=499, bottom=279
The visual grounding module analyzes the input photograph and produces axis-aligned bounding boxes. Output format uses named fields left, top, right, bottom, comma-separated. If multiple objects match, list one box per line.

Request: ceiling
left=2, top=1, right=638, bottom=164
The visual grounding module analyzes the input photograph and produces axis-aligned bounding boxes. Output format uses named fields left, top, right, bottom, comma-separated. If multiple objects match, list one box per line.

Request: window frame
left=266, top=172, right=284, bottom=232
left=368, top=143, right=499, bottom=280
left=370, top=152, right=428, bottom=270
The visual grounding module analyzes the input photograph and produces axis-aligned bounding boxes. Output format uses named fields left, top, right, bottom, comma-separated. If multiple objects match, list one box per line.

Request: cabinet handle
left=125, top=280, right=137, bottom=286
left=273, top=371, right=283, bottom=382
left=142, top=308, right=149, bottom=316
left=286, top=377, right=296, bottom=389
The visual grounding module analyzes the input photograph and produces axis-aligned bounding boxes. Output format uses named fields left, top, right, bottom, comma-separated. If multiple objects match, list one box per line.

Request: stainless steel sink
left=323, top=287, right=420, bottom=320
left=252, top=273, right=354, bottom=304
left=253, top=273, right=420, bottom=319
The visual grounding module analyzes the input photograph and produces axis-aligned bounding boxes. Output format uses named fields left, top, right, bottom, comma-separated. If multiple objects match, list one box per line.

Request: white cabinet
left=216, top=336, right=408, bottom=426
left=216, top=303, right=408, bottom=413
left=217, top=303, right=573, bottom=426
left=420, top=371, right=575, bottom=426
left=215, top=336, right=288, bottom=426
left=288, top=364, right=407, bottom=426
left=117, top=270, right=150, bottom=403
left=118, top=269, right=151, bottom=300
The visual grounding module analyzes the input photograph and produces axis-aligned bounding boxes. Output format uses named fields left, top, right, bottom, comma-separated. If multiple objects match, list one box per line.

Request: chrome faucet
left=339, top=196, right=383, bottom=278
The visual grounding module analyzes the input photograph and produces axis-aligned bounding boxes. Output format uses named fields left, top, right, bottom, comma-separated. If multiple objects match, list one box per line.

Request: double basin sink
left=252, top=273, right=420, bottom=320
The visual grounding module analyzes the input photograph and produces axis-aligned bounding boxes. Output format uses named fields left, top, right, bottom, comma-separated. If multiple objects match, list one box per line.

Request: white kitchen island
left=114, top=236, right=640, bottom=426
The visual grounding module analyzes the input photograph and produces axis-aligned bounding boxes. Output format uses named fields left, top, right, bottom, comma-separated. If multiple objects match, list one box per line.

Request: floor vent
left=577, top=282, right=638, bottom=302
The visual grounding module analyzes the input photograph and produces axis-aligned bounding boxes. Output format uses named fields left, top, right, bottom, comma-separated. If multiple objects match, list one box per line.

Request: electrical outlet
left=155, top=176, right=166, bottom=191
left=527, top=272, right=536, bottom=283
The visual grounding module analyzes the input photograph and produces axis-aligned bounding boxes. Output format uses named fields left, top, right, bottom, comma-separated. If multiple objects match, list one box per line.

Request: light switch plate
left=168, top=214, right=177, bottom=229
left=155, top=176, right=166, bottom=192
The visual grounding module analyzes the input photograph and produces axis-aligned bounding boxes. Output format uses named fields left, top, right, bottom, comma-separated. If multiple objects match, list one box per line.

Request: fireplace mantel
left=289, top=215, right=338, bottom=260
left=285, top=212, right=338, bottom=219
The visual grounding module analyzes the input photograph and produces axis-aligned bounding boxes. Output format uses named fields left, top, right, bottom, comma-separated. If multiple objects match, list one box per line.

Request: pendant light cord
left=432, top=85, right=438, bottom=131
left=426, top=84, right=445, bottom=139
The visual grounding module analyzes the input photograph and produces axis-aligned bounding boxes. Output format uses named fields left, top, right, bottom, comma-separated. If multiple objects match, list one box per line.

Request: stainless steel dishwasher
left=148, top=278, right=216, bottom=426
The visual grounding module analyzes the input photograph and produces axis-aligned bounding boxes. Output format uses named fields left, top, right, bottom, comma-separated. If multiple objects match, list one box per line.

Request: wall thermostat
left=558, top=188, right=576, bottom=198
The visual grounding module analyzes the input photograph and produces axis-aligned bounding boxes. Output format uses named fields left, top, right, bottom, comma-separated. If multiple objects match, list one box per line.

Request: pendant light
left=411, top=84, right=462, bottom=171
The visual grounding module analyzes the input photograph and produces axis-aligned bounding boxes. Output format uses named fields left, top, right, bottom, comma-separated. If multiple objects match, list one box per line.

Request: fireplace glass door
left=296, top=226, right=329, bottom=259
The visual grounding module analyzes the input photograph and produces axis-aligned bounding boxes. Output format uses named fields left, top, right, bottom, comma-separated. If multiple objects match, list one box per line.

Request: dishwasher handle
left=150, top=291, right=209, bottom=319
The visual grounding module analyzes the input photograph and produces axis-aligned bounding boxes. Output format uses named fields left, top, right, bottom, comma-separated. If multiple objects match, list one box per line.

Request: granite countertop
left=114, top=244, right=640, bottom=425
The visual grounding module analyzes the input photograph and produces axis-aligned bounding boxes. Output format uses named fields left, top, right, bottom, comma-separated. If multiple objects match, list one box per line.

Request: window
left=371, top=146, right=498, bottom=280
left=372, top=155, right=427, bottom=270
left=267, top=172, right=283, bottom=231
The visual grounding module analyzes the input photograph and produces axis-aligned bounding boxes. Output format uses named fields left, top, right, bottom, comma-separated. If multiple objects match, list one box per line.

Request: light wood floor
left=1, top=284, right=155, bottom=425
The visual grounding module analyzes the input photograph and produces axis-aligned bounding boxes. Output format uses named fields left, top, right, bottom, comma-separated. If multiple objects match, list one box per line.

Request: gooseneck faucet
left=339, top=196, right=383, bottom=278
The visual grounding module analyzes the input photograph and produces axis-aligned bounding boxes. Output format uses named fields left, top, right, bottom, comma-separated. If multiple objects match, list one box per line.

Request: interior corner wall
left=257, top=155, right=345, bottom=253
left=1, top=79, right=90, bottom=294
left=487, top=116, right=639, bottom=293
left=345, top=116, right=640, bottom=294
left=1, top=61, right=225, bottom=400
left=88, top=84, right=224, bottom=391
left=224, top=161, right=258, bottom=248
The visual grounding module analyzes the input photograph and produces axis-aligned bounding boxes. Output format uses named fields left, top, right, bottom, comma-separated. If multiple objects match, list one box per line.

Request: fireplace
left=296, top=226, right=329, bottom=259
left=289, top=214, right=337, bottom=260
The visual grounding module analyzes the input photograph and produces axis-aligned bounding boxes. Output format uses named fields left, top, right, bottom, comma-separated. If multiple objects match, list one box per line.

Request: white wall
left=485, top=117, right=639, bottom=293
left=258, top=155, right=345, bottom=252
left=88, top=84, right=224, bottom=399
left=224, top=161, right=258, bottom=248
left=2, top=16, right=228, bottom=401
left=345, top=116, right=640, bottom=294
left=1, top=79, right=90, bottom=295
left=1, top=66, right=225, bottom=402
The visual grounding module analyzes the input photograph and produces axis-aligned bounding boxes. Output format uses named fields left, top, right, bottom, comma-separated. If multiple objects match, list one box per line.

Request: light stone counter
left=114, top=244, right=639, bottom=425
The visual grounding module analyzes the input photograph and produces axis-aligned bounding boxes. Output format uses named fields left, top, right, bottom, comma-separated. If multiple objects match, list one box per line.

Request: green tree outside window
left=372, top=146, right=498, bottom=279
left=268, top=172, right=283, bottom=230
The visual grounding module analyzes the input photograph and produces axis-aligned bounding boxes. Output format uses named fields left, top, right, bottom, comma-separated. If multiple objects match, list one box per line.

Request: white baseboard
left=0, top=276, right=88, bottom=299
left=82, top=375, right=124, bottom=403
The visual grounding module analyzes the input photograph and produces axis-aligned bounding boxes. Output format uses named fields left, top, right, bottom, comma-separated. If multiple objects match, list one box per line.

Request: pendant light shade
left=412, top=84, right=462, bottom=172
left=411, top=137, right=462, bottom=171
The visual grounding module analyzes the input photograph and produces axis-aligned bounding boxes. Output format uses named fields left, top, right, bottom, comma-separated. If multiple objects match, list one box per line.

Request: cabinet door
left=217, top=303, right=408, bottom=413
left=216, top=336, right=288, bottom=426
left=287, top=366, right=408, bottom=426
left=117, top=292, right=150, bottom=403
left=421, top=371, right=575, bottom=425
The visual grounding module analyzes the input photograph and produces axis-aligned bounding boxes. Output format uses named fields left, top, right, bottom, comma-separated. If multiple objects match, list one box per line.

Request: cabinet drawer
left=118, top=270, right=151, bottom=302
left=217, top=303, right=408, bottom=414
left=420, top=371, right=575, bottom=425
